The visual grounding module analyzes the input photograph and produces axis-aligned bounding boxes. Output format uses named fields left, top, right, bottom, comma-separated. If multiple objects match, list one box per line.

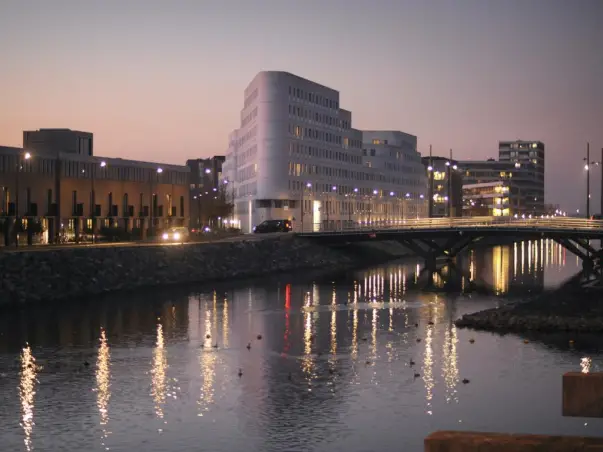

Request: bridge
left=298, top=217, right=603, bottom=273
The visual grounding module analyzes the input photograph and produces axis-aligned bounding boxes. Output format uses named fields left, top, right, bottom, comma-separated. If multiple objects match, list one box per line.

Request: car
left=161, top=227, right=190, bottom=242
left=253, top=219, right=292, bottom=233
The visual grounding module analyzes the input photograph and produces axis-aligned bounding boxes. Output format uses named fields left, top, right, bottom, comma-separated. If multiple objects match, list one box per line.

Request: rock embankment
left=455, top=289, right=603, bottom=333
left=0, top=236, right=357, bottom=305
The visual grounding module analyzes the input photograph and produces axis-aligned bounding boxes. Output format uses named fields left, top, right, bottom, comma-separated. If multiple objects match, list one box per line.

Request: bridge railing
left=302, top=217, right=603, bottom=234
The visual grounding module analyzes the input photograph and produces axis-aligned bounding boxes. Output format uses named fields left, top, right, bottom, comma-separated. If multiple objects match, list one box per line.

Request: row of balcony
left=1, top=203, right=183, bottom=218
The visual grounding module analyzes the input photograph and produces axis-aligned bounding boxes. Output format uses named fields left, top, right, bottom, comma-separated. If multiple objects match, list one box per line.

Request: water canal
left=0, top=240, right=602, bottom=451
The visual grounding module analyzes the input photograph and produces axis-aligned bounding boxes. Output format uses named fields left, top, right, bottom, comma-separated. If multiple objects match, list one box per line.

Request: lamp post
left=353, top=187, right=358, bottom=226
left=326, top=185, right=336, bottom=229
left=193, top=195, right=201, bottom=230
left=222, top=178, right=235, bottom=227
left=371, top=189, right=378, bottom=225
left=89, top=160, right=107, bottom=244
left=427, top=144, right=433, bottom=218
left=149, top=167, right=163, bottom=238
left=584, top=143, right=590, bottom=219
left=583, top=147, right=603, bottom=220
left=300, top=182, right=311, bottom=232
left=15, top=151, right=32, bottom=247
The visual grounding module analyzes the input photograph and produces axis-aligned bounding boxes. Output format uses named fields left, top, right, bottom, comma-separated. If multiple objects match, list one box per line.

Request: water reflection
left=198, top=349, right=216, bottom=416
left=581, top=357, right=592, bottom=374
left=19, top=344, right=37, bottom=452
left=151, top=323, right=167, bottom=420
left=422, top=320, right=434, bottom=416
left=0, top=241, right=598, bottom=452
left=95, top=329, right=111, bottom=449
left=442, top=322, right=459, bottom=404
left=301, top=287, right=315, bottom=382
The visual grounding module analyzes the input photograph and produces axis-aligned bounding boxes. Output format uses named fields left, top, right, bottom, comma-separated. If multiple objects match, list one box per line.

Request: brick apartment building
left=0, top=129, right=190, bottom=244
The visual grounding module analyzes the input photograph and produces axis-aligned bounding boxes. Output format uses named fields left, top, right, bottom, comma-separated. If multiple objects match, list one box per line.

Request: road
left=0, top=232, right=290, bottom=253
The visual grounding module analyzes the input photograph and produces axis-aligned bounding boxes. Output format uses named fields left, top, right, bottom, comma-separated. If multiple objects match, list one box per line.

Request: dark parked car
left=253, top=219, right=292, bottom=233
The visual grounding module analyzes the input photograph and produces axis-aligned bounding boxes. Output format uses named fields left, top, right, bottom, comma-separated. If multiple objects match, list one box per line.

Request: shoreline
left=0, top=236, right=404, bottom=306
left=455, top=286, right=603, bottom=333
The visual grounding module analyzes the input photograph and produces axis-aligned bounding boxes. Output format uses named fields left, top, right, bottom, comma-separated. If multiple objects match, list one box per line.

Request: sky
left=0, top=0, right=601, bottom=211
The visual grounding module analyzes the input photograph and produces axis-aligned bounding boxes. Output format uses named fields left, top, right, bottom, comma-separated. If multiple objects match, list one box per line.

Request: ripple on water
left=0, top=251, right=602, bottom=451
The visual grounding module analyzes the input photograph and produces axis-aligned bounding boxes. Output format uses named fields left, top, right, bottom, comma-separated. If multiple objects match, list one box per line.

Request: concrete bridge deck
left=299, top=217, right=603, bottom=275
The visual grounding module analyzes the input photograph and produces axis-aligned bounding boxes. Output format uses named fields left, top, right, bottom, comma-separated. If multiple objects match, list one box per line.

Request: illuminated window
left=294, top=126, right=301, bottom=138
left=372, top=139, right=381, bottom=144
left=433, top=171, right=445, bottom=181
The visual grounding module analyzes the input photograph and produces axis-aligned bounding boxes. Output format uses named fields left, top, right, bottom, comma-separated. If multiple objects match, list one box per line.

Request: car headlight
left=173, top=232, right=180, bottom=240
left=162, top=233, right=169, bottom=240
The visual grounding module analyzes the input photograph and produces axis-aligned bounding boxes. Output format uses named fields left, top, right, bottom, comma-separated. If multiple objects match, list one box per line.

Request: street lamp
left=300, top=182, right=312, bottom=232
left=149, top=167, right=163, bottom=237
left=90, top=160, right=107, bottom=243
left=14, top=151, right=32, bottom=247
left=583, top=142, right=603, bottom=219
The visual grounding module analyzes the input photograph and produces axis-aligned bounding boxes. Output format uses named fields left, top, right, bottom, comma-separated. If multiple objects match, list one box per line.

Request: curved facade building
left=223, top=71, right=428, bottom=233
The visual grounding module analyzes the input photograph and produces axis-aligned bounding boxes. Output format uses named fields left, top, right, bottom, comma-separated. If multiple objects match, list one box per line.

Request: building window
left=47, top=189, right=52, bottom=215
left=108, top=192, right=113, bottom=216
left=123, top=193, right=129, bottom=216
left=72, top=190, right=77, bottom=215
left=180, top=196, right=184, bottom=217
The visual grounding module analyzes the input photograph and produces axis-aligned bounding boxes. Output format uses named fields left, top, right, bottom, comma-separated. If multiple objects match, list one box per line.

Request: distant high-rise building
left=23, top=128, right=94, bottom=156
left=223, top=71, right=428, bottom=233
left=498, top=140, right=545, bottom=214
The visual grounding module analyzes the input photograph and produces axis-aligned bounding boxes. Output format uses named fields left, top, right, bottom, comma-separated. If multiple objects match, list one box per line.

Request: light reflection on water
left=19, top=345, right=37, bottom=452
left=95, top=329, right=110, bottom=450
left=0, top=241, right=602, bottom=452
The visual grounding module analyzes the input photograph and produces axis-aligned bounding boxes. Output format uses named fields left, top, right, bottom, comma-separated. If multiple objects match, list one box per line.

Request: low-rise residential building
left=459, top=159, right=526, bottom=216
left=0, top=144, right=189, bottom=244
left=463, top=181, right=514, bottom=216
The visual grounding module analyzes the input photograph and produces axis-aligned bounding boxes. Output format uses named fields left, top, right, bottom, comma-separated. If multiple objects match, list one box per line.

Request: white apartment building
left=222, top=71, right=428, bottom=233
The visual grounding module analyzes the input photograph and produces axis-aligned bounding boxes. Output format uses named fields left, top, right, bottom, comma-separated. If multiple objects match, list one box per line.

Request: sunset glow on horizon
left=1, top=0, right=601, bottom=210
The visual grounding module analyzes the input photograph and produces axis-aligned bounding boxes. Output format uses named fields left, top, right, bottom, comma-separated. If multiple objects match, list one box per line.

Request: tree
left=200, top=184, right=234, bottom=228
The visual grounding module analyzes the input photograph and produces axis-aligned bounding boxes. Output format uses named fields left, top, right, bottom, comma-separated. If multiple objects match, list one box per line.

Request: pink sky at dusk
left=0, top=0, right=601, bottom=211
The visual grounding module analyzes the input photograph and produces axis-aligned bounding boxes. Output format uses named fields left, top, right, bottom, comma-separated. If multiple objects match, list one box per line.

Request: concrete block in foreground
left=425, top=431, right=603, bottom=452
left=563, top=372, right=603, bottom=418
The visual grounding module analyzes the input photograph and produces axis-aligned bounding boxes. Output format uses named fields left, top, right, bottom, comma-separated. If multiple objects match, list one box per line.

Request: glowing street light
left=100, top=161, right=107, bottom=168
left=157, top=168, right=163, bottom=174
